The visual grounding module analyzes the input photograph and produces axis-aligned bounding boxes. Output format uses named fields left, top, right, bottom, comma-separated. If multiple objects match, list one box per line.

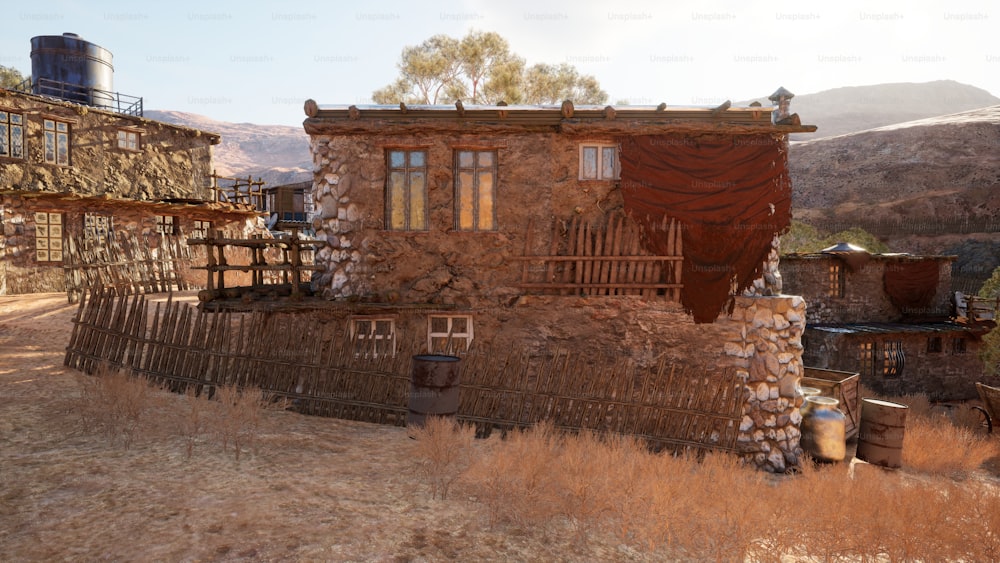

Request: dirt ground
left=0, top=292, right=648, bottom=562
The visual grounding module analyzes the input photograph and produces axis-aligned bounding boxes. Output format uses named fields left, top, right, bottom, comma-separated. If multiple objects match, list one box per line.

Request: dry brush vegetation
left=3, top=294, right=1000, bottom=561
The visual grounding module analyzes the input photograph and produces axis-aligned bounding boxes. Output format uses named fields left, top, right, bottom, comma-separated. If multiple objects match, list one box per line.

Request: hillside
left=750, top=80, right=1000, bottom=140
left=789, top=105, right=1000, bottom=291
left=144, top=110, right=312, bottom=187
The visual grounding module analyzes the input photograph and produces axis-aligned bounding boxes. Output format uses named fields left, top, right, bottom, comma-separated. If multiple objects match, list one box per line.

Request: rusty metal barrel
left=856, top=398, right=908, bottom=468
left=407, top=354, right=461, bottom=429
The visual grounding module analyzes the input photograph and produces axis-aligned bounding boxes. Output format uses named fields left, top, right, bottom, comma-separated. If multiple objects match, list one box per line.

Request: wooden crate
left=802, top=367, right=861, bottom=439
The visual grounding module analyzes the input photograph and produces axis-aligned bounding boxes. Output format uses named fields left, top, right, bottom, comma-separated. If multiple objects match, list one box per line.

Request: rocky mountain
left=144, top=110, right=312, bottom=187
left=747, top=80, right=1000, bottom=140
left=788, top=105, right=1000, bottom=292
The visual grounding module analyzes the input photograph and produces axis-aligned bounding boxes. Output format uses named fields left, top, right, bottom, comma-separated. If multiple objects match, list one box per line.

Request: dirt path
left=0, top=293, right=637, bottom=562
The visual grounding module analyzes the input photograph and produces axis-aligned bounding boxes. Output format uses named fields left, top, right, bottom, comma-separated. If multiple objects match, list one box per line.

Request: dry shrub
left=76, top=363, right=155, bottom=448
left=464, top=421, right=563, bottom=527
left=408, top=416, right=475, bottom=500
left=175, top=387, right=212, bottom=459
left=212, top=384, right=271, bottom=460
left=901, top=415, right=998, bottom=477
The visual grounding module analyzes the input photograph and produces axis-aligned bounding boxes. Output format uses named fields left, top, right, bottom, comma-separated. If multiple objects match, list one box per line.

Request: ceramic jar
left=800, top=396, right=847, bottom=462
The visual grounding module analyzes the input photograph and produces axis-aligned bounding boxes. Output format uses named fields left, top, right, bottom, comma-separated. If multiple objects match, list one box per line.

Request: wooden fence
left=64, top=289, right=745, bottom=453
left=63, top=233, right=195, bottom=304
left=515, top=212, right=683, bottom=301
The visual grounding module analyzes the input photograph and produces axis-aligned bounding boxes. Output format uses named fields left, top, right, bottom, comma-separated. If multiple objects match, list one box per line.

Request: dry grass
left=5, top=293, right=1000, bottom=561
left=407, top=416, right=476, bottom=500
left=75, top=363, right=159, bottom=449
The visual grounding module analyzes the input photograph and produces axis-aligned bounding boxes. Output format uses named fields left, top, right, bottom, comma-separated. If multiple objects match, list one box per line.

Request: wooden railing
left=188, top=231, right=324, bottom=301
left=515, top=212, right=683, bottom=300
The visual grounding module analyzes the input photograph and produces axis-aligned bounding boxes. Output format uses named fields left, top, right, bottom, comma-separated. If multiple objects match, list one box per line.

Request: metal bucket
left=407, top=354, right=461, bottom=429
left=856, top=398, right=908, bottom=468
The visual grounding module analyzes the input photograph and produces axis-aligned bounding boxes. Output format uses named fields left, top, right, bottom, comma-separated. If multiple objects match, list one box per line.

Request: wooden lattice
left=515, top=212, right=683, bottom=300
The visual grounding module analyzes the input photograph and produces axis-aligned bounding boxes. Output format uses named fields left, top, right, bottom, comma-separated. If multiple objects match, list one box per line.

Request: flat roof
left=302, top=100, right=817, bottom=136
left=808, top=322, right=975, bottom=335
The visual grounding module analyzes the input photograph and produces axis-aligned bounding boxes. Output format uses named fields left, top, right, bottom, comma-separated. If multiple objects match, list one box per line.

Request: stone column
left=722, top=294, right=807, bottom=472
left=311, top=137, right=363, bottom=299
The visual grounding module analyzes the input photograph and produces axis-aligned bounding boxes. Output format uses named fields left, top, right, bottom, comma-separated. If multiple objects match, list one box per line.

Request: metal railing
left=13, top=77, right=143, bottom=117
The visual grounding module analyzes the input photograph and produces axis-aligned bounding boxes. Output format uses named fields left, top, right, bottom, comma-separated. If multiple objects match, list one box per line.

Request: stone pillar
left=311, top=136, right=363, bottom=299
left=743, top=235, right=782, bottom=297
left=722, top=294, right=807, bottom=472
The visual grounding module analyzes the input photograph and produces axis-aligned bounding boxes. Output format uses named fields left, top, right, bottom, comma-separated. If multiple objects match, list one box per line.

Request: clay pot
left=800, top=396, right=847, bottom=462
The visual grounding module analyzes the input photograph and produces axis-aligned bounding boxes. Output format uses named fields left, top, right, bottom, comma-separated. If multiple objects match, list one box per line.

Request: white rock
left=787, top=311, right=802, bottom=324
left=768, top=450, right=786, bottom=471
left=739, top=415, right=754, bottom=432
left=777, top=352, right=795, bottom=364
left=790, top=410, right=802, bottom=425
left=773, top=314, right=790, bottom=330
left=756, top=382, right=770, bottom=402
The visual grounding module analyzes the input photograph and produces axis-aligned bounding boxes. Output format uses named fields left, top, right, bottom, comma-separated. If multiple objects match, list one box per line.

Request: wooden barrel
left=856, top=398, right=908, bottom=468
left=407, top=354, right=461, bottom=429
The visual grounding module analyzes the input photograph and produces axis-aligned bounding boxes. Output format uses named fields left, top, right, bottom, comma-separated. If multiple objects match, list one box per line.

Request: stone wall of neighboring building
left=0, top=193, right=260, bottom=294
left=781, top=254, right=954, bottom=324
left=802, top=325, right=992, bottom=400
left=0, top=88, right=219, bottom=201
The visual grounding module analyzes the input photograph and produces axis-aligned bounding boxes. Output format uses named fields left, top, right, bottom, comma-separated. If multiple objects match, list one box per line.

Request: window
left=386, top=149, right=428, bottom=231
left=952, top=337, right=967, bottom=355
left=828, top=263, right=845, bottom=298
left=83, top=213, right=113, bottom=246
left=34, top=212, right=64, bottom=263
left=0, top=111, right=24, bottom=159
left=117, top=129, right=140, bottom=151
left=428, top=315, right=474, bottom=353
left=155, top=215, right=178, bottom=235
left=927, top=336, right=942, bottom=354
left=881, top=341, right=904, bottom=377
left=44, top=119, right=71, bottom=166
left=859, top=341, right=875, bottom=378
left=579, top=143, right=618, bottom=180
left=190, top=220, right=211, bottom=239
left=455, top=150, right=497, bottom=231
left=351, top=317, right=396, bottom=357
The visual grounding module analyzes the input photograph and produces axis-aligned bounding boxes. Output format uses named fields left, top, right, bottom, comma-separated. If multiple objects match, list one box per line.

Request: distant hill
left=789, top=105, right=1000, bottom=292
left=144, top=110, right=312, bottom=187
left=749, top=80, right=1000, bottom=140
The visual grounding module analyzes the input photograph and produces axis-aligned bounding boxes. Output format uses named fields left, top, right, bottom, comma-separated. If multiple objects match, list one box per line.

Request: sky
left=1, top=0, right=997, bottom=126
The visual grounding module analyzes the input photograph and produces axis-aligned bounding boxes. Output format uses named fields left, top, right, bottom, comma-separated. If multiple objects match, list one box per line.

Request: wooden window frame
left=0, top=110, right=25, bottom=160
left=579, top=142, right=619, bottom=181
left=952, top=337, right=967, bottom=355
left=117, top=129, right=142, bottom=152
left=43, top=118, right=71, bottom=166
left=155, top=215, right=178, bottom=235
left=385, top=149, right=429, bottom=231
left=190, top=220, right=211, bottom=239
left=34, top=212, right=64, bottom=263
left=881, top=341, right=904, bottom=378
left=427, top=314, right=474, bottom=353
left=828, top=263, right=845, bottom=298
left=454, top=149, right=498, bottom=232
left=859, top=341, right=875, bottom=379
left=350, top=316, right=397, bottom=358
left=83, top=212, right=113, bottom=247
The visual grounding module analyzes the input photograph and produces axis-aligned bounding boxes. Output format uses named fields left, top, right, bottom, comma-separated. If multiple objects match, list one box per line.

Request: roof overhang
left=302, top=101, right=817, bottom=136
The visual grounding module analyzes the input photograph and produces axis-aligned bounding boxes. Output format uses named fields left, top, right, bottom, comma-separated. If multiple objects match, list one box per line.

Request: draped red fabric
left=618, top=134, right=792, bottom=323
left=883, top=261, right=940, bottom=313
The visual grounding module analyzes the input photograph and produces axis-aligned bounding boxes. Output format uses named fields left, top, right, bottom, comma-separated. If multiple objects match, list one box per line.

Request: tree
left=979, top=266, right=1000, bottom=376
left=0, top=65, right=28, bottom=89
left=372, top=30, right=607, bottom=106
left=780, top=221, right=889, bottom=254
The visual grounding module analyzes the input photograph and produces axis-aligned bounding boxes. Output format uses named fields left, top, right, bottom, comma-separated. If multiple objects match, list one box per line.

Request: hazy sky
left=2, top=0, right=996, bottom=126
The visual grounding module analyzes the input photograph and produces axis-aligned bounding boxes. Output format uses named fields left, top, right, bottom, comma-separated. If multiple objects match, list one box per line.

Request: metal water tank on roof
left=30, top=33, right=114, bottom=109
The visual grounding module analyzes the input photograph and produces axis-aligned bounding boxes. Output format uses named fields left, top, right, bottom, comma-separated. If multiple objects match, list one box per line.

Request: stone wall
left=0, top=89, right=217, bottom=201
left=718, top=295, right=807, bottom=472
left=782, top=255, right=954, bottom=324
left=803, top=327, right=992, bottom=401
left=309, top=132, right=624, bottom=305
left=0, top=193, right=259, bottom=294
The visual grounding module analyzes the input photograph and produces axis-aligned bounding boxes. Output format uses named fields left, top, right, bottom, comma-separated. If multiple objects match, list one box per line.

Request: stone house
left=301, top=94, right=819, bottom=471
left=0, top=87, right=261, bottom=294
left=781, top=247, right=996, bottom=400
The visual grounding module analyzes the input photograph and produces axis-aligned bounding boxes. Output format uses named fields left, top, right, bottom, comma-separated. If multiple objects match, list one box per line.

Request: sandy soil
left=0, top=293, right=648, bottom=562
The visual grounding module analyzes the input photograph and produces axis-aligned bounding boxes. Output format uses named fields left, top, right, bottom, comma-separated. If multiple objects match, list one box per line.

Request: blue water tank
left=30, top=33, right=114, bottom=108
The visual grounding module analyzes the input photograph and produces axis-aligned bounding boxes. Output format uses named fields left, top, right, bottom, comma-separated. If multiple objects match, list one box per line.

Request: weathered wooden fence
left=65, top=290, right=744, bottom=453
left=63, top=233, right=195, bottom=304
left=515, top=212, right=683, bottom=301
